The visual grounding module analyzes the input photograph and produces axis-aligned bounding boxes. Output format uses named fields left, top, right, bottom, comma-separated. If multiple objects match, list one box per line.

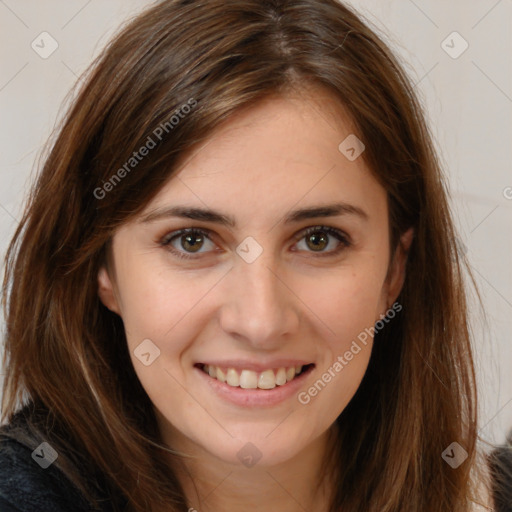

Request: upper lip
left=197, top=359, right=314, bottom=372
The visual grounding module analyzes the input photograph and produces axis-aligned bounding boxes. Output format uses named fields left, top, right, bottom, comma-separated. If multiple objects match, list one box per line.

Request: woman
left=0, top=0, right=498, bottom=510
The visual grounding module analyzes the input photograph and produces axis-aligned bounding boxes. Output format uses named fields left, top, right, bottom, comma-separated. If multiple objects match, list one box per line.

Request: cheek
left=114, top=258, right=216, bottom=346
left=298, top=275, right=380, bottom=422
left=312, top=265, right=386, bottom=347
left=116, top=262, right=209, bottom=415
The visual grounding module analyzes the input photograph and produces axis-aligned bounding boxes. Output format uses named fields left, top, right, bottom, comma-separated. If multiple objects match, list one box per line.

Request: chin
left=194, top=420, right=319, bottom=468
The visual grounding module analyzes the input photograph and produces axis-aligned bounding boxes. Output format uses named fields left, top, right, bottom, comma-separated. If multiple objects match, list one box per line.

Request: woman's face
left=98, top=89, right=410, bottom=467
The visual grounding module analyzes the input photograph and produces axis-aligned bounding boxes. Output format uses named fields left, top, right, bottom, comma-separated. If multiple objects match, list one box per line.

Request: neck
left=164, top=425, right=339, bottom=512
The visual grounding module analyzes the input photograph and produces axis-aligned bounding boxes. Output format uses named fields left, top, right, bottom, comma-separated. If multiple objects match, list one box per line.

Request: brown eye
left=293, top=226, right=351, bottom=256
left=180, top=233, right=205, bottom=252
left=305, top=231, right=329, bottom=251
left=160, top=228, right=216, bottom=259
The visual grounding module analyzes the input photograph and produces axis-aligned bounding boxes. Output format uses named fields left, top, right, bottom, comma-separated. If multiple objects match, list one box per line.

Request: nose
left=218, top=253, right=300, bottom=350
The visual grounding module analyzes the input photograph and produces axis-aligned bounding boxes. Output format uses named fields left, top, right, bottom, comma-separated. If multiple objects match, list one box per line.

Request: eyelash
left=159, top=226, right=351, bottom=261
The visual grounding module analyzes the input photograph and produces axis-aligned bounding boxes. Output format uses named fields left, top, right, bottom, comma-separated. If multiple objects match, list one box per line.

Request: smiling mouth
left=195, top=363, right=315, bottom=390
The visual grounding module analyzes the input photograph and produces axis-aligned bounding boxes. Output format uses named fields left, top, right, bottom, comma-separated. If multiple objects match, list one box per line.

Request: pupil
left=182, top=234, right=203, bottom=252
left=307, top=232, right=328, bottom=251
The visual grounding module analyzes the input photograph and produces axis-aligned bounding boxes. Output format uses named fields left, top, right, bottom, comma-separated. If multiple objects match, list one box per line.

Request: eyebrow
left=140, top=201, right=369, bottom=227
left=141, top=202, right=369, bottom=228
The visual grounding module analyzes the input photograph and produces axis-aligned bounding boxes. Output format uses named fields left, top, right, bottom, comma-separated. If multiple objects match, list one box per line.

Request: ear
left=384, top=227, right=414, bottom=307
left=97, top=265, right=121, bottom=314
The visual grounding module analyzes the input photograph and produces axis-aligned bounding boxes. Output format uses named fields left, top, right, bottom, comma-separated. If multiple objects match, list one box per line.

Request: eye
left=160, top=228, right=216, bottom=259
left=292, top=226, right=351, bottom=256
left=160, top=225, right=351, bottom=261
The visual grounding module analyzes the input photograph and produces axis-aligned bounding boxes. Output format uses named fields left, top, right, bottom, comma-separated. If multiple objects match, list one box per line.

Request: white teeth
left=202, top=364, right=308, bottom=389
left=275, top=367, right=287, bottom=386
left=240, top=370, right=258, bottom=389
left=258, top=369, right=276, bottom=389
left=226, top=368, right=239, bottom=387
left=216, top=367, right=226, bottom=383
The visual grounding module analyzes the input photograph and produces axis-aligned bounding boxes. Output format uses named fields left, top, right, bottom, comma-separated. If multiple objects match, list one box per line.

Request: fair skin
left=98, top=88, right=413, bottom=512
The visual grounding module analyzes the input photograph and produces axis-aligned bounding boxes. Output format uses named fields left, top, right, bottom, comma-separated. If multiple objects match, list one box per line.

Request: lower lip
left=194, top=365, right=315, bottom=407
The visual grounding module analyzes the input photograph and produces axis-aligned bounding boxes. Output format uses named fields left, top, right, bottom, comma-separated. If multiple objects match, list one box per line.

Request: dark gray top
left=0, top=435, right=93, bottom=511
left=2, top=405, right=510, bottom=512
left=0, top=435, right=91, bottom=511
left=0, top=406, right=115, bottom=512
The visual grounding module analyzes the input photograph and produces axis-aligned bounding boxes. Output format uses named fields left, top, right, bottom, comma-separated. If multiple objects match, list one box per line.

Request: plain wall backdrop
left=0, top=0, right=511, bottom=447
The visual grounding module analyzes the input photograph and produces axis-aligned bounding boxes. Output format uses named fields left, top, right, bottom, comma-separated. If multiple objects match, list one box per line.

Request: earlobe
left=386, top=227, right=414, bottom=307
left=400, top=227, right=414, bottom=254
left=97, top=265, right=120, bottom=314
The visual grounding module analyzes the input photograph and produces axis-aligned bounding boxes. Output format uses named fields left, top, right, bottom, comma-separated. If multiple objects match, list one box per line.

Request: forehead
left=140, top=90, right=387, bottom=227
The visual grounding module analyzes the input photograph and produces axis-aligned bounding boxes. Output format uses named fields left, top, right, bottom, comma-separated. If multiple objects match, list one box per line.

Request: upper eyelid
left=292, top=225, right=349, bottom=241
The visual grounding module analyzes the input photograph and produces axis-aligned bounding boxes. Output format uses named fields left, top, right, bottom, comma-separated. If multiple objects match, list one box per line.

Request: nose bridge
left=219, top=250, right=298, bottom=345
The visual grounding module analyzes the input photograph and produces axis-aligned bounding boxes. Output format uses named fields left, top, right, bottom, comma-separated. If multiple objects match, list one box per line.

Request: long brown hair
left=1, top=0, right=491, bottom=510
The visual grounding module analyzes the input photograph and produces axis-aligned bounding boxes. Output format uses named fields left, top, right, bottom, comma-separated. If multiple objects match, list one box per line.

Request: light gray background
left=1, top=1, right=511, bottom=446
